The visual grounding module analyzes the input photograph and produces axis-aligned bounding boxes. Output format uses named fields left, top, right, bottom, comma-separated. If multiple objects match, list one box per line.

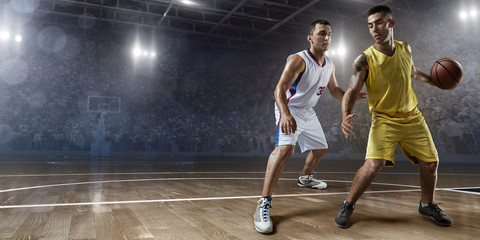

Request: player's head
left=367, top=5, right=395, bottom=44
left=309, top=19, right=330, bottom=35
left=367, top=5, right=393, bottom=19
left=307, top=19, right=332, bottom=51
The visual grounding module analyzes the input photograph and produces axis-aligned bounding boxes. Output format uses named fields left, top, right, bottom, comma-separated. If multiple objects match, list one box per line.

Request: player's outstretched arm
left=328, top=62, right=367, bottom=101
left=341, top=54, right=368, bottom=139
left=412, top=64, right=434, bottom=85
left=327, top=63, right=344, bottom=101
left=405, top=43, right=434, bottom=86
left=274, top=54, right=305, bottom=135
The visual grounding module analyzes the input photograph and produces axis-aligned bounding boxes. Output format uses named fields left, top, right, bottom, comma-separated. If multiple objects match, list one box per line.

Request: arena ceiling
left=7, top=0, right=416, bottom=49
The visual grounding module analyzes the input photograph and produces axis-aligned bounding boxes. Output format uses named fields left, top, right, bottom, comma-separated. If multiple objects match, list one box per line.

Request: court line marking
left=0, top=189, right=422, bottom=209
left=0, top=177, right=475, bottom=209
left=441, top=188, right=480, bottom=196
left=0, top=178, right=420, bottom=194
left=0, top=171, right=479, bottom=177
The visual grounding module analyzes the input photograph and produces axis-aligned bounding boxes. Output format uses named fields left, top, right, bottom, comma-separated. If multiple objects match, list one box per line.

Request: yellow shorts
left=366, top=107, right=438, bottom=166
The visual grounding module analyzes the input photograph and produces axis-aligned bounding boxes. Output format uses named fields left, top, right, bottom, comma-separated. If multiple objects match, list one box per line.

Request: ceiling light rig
left=459, top=8, right=478, bottom=20
left=180, top=0, right=196, bottom=5
left=131, top=45, right=156, bottom=60
left=0, top=30, right=22, bottom=43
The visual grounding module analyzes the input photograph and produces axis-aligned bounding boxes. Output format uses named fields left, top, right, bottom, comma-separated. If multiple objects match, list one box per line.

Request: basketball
left=430, top=58, right=464, bottom=90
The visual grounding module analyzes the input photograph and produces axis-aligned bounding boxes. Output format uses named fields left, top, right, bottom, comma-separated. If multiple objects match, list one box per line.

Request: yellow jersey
left=363, top=40, right=418, bottom=116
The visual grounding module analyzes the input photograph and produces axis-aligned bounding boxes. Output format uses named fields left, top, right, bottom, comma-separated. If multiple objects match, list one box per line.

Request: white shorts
left=274, top=106, right=328, bottom=153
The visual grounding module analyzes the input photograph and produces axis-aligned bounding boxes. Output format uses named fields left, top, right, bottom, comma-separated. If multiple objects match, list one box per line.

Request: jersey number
left=317, top=86, right=326, bottom=96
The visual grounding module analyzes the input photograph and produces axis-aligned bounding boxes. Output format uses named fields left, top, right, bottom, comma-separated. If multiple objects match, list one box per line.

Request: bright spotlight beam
left=471, top=9, right=478, bottom=17
left=181, top=0, right=195, bottom=5
left=132, top=47, right=142, bottom=57
left=1, top=31, right=10, bottom=40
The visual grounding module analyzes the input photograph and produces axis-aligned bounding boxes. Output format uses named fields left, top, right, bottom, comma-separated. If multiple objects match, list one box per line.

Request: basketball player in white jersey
left=253, top=19, right=366, bottom=234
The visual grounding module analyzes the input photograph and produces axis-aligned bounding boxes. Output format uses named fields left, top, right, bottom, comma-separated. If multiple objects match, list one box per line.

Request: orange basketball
left=430, top=58, right=464, bottom=90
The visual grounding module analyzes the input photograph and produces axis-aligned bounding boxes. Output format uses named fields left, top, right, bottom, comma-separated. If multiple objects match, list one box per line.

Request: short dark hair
left=309, top=19, right=330, bottom=35
left=367, top=5, right=393, bottom=18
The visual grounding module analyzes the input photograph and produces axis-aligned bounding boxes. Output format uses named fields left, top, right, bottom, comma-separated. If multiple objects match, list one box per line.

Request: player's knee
left=421, top=161, right=438, bottom=173
left=273, top=146, right=294, bottom=159
left=365, top=159, right=385, bottom=174
left=311, top=148, right=327, bottom=156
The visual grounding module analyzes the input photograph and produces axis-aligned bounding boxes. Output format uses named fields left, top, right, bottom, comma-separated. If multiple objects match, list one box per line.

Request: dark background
left=0, top=0, right=478, bottom=162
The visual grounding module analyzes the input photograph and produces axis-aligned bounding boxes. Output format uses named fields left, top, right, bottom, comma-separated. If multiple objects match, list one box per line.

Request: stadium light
left=14, top=35, right=22, bottom=42
left=471, top=9, right=478, bottom=17
left=132, top=47, right=142, bottom=57
left=1, top=31, right=10, bottom=40
left=181, top=0, right=195, bottom=5
left=326, top=46, right=347, bottom=58
left=460, top=9, right=478, bottom=20
left=131, top=43, right=157, bottom=60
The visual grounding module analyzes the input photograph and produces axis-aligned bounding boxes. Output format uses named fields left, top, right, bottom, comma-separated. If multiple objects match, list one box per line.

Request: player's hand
left=280, top=113, right=297, bottom=135
left=356, top=90, right=367, bottom=100
left=341, top=113, right=356, bottom=139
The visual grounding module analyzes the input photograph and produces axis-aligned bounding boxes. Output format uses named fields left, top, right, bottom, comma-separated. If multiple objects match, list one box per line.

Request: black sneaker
left=418, top=201, right=453, bottom=226
left=335, top=200, right=355, bottom=228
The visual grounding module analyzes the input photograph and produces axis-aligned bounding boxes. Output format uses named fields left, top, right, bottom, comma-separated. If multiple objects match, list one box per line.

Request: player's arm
left=341, top=54, right=368, bottom=139
left=326, top=63, right=344, bottom=100
left=274, top=54, right=305, bottom=135
left=412, top=62, right=434, bottom=85
left=405, top=43, right=435, bottom=86
left=327, top=62, right=367, bottom=101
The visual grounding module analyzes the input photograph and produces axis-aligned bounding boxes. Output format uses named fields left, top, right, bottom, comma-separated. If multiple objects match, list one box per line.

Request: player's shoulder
left=286, top=52, right=306, bottom=65
left=396, top=40, right=412, bottom=52
left=285, top=52, right=306, bottom=73
left=353, top=53, right=368, bottom=70
left=325, top=55, right=335, bottom=69
left=325, top=54, right=333, bottom=63
left=350, top=53, right=368, bottom=73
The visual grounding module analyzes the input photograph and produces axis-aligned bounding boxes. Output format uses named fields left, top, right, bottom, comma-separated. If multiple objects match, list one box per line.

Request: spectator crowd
left=0, top=18, right=478, bottom=156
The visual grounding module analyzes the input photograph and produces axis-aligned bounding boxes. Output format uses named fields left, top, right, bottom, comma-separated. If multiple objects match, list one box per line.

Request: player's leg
left=417, top=160, right=452, bottom=226
left=336, top=112, right=398, bottom=228
left=347, top=158, right=386, bottom=204
left=300, top=149, right=327, bottom=176
left=297, top=109, right=328, bottom=189
left=399, top=110, right=452, bottom=226
left=298, top=149, right=328, bottom=189
left=254, top=145, right=294, bottom=234
left=262, top=145, right=295, bottom=197
left=419, top=160, right=437, bottom=204
left=254, top=106, right=301, bottom=234
left=334, top=158, right=386, bottom=228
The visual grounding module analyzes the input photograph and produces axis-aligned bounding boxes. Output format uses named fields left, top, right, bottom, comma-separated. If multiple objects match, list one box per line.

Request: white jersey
left=285, top=49, right=334, bottom=109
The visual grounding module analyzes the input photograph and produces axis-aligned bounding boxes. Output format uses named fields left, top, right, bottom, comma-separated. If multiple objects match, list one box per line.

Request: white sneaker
left=297, top=174, right=327, bottom=189
left=253, top=197, right=273, bottom=234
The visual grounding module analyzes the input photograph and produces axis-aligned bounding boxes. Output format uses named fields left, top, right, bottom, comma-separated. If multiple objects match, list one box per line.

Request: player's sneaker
left=253, top=197, right=273, bottom=234
left=418, top=201, right=453, bottom=226
left=335, top=200, right=355, bottom=228
left=297, top=174, right=327, bottom=189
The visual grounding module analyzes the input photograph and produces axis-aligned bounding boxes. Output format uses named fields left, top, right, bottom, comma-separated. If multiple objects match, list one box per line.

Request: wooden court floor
left=0, top=155, right=479, bottom=240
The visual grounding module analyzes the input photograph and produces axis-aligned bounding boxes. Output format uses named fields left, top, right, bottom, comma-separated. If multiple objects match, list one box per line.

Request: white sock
left=421, top=202, right=429, bottom=207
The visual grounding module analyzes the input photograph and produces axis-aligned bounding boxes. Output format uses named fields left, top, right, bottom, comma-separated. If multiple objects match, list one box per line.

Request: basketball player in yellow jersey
left=335, top=5, right=453, bottom=228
